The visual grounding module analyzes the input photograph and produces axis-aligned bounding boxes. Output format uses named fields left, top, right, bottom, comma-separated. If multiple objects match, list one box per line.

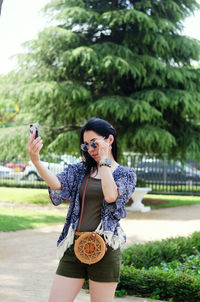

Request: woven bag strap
left=77, top=173, right=90, bottom=232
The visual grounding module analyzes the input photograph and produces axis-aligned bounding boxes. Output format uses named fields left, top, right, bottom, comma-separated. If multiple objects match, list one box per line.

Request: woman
left=26, top=117, right=136, bottom=302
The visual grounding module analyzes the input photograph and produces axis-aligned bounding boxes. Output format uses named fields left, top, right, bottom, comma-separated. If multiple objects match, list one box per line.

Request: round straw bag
left=74, top=232, right=106, bottom=264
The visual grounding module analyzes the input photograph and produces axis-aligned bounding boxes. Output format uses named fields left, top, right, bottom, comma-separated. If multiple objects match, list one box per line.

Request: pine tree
left=1, top=0, right=200, bottom=160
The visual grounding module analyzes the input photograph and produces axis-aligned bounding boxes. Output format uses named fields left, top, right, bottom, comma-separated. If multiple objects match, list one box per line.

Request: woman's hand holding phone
left=26, top=124, right=62, bottom=190
left=26, top=129, right=43, bottom=164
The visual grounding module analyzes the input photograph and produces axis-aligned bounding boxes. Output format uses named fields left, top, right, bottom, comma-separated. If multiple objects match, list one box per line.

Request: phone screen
left=30, top=123, right=39, bottom=139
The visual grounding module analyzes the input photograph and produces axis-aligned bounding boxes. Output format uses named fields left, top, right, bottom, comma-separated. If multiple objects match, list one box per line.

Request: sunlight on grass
left=147, top=194, right=200, bottom=201
left=0, top=207, right=66, bottom=231
left=1, top=187, right=200, bottom=231
left=0, top=187, right=49, bottom=204
left=144, top=194, right=200, bottom=209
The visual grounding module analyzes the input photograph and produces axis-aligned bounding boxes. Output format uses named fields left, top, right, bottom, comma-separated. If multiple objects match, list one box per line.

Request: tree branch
left=55, top=125, right=81, bottom=134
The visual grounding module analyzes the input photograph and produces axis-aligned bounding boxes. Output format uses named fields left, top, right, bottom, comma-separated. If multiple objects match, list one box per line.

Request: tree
left=1, top=0, right=200, bottom=161
left=0, top=99, right=19, bottom=127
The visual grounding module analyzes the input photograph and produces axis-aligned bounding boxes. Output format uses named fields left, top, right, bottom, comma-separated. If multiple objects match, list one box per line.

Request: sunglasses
left=81, top=137, right=106, bottom=152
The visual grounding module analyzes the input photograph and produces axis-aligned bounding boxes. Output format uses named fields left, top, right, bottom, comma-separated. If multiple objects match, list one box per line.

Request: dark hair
left=80, top=118, right=117, bottom=173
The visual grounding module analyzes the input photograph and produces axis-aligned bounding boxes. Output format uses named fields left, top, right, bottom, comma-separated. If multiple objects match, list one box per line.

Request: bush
left=118, top=265, right=200, bottom=301
left=119, top=232, right=200, bottom=301
left=149, top=251, right=200, bottom=277
left=122, top=232, right=200, bottom=269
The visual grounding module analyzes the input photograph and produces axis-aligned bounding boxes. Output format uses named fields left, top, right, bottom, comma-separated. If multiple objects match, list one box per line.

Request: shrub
left=118, top=265, right=200, bottom=301
left=149, top=251, right=200, bottom=277
left=122, top=232, right=200, bottom=269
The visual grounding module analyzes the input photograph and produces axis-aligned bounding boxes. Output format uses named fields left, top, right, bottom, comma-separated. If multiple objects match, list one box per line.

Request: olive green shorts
left=56, top=245, right=121, bottom=282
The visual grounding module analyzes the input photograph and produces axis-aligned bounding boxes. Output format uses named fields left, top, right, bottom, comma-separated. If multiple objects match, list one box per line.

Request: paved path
left=1, top=204, right=200, bottom=302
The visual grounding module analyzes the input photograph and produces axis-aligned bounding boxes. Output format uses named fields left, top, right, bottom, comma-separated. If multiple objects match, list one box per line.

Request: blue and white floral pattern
left=48, top=162, right=136, bottom=259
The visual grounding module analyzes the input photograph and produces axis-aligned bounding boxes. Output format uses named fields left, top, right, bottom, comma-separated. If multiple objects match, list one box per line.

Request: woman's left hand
left=95, top=138, right=110, bottom=160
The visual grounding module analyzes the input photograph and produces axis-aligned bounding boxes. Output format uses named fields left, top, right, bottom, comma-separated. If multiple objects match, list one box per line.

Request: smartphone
left=30, top=123, right=39, bottom=139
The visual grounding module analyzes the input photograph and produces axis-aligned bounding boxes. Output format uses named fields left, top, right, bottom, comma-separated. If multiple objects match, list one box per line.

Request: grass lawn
left=143, top=194, right=200, bottom=209
left=0, top=187, right=49, bottom=204
left=0, top=207, right=66, bottom=231
left=1, top=187, right=200, bottom=208
left=1, top=187, right=200, bottom=231
left=0, top=187, right=67, bottom=231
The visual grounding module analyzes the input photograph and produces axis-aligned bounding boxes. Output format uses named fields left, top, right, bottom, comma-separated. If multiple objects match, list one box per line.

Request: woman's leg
left=89, top=280, right=118, bottom=302
left=48, top=274, right=85, bottom=302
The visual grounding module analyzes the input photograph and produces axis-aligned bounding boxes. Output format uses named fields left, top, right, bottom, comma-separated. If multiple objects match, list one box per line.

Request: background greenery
left=0, top=187, right=49, bottom=204
left=1, top=2, right=200, bottom=296
left=1, top=187, right=200, bottom=231
left=1, top=186, right=200, bottom=207
left=0, top=208, right=66, bottom=231
left=0, top=187, right=66, bottom=231
left=118, top=232, right=200, bottom=301
left=1, top=186, right=200, bottom=300
left=0, top=0, right=200, bottom=162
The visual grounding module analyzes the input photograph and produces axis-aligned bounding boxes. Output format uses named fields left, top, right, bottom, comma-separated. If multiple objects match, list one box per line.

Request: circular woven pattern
left=74, top=232, right=106, bottom=264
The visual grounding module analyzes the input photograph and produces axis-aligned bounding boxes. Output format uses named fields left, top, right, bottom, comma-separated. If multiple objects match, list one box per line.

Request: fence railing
left=122, top=153, right=200, bottom=195
left=1, top=154, right=200, bottom=194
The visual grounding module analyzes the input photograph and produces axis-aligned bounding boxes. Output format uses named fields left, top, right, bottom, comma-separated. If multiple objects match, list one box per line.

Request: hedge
left=122, top=232, right=200, bottom=269
left=117, top=265, right=200, bottom=301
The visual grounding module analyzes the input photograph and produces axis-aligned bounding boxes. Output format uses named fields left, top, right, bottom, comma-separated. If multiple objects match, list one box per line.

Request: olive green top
left=78, top=176, right=104, bottom=232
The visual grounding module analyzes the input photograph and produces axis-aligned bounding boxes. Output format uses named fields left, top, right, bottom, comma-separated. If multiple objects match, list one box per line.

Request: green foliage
left=149, top=251, right=200, bottom=277
left=115, top=289, right=127, bottom=297
left=132, top=126, right=176, bottom=154
left=89, top=97, right=162, bottom=122
left=122, top=231, right=200, bottom=269
left=119, top=231, right=200, bottom=301
left=118, top=265, right=200, bottom=301
left=0, top=126, right=28, bottom=160
left=0, top=0, right=200, bottom=160
left=47, top=130, right=80, bottom=154
left=0, top=99, right=19, bottom=127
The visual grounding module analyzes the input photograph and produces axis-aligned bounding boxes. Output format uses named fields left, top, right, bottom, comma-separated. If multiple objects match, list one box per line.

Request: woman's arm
left=105, top=168, right=137, bottom=220
left=26, top=130, right=61, bottom=190
left=33, top=161, right=61, bottom=190
left=95, top=136, right=118, bottom=203
left=100, top=165, right=118, bottom=203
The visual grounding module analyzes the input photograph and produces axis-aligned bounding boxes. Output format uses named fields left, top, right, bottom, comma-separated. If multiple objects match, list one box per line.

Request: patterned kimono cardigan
left=48, top=162, right=136, bottom=260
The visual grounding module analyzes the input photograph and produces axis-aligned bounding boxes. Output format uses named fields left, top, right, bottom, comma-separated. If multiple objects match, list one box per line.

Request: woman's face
left=83, top=130, right=104, bottom=162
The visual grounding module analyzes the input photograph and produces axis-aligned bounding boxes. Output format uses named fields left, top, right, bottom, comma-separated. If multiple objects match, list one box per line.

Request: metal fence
left=1, top=154, right=200, bottom=194
left=0, top=155, right=80, bottom=189
left=122, top=153, right=200, bottom=195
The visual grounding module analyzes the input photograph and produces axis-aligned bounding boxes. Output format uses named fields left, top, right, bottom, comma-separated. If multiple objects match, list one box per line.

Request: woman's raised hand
left=26, top=130, right=43, bottom=164
left=95, top=137, right=110, bottom=160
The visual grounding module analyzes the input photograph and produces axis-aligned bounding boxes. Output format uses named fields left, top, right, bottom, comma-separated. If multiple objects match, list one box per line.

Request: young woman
left=26, top=117, right=136, bottom=302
